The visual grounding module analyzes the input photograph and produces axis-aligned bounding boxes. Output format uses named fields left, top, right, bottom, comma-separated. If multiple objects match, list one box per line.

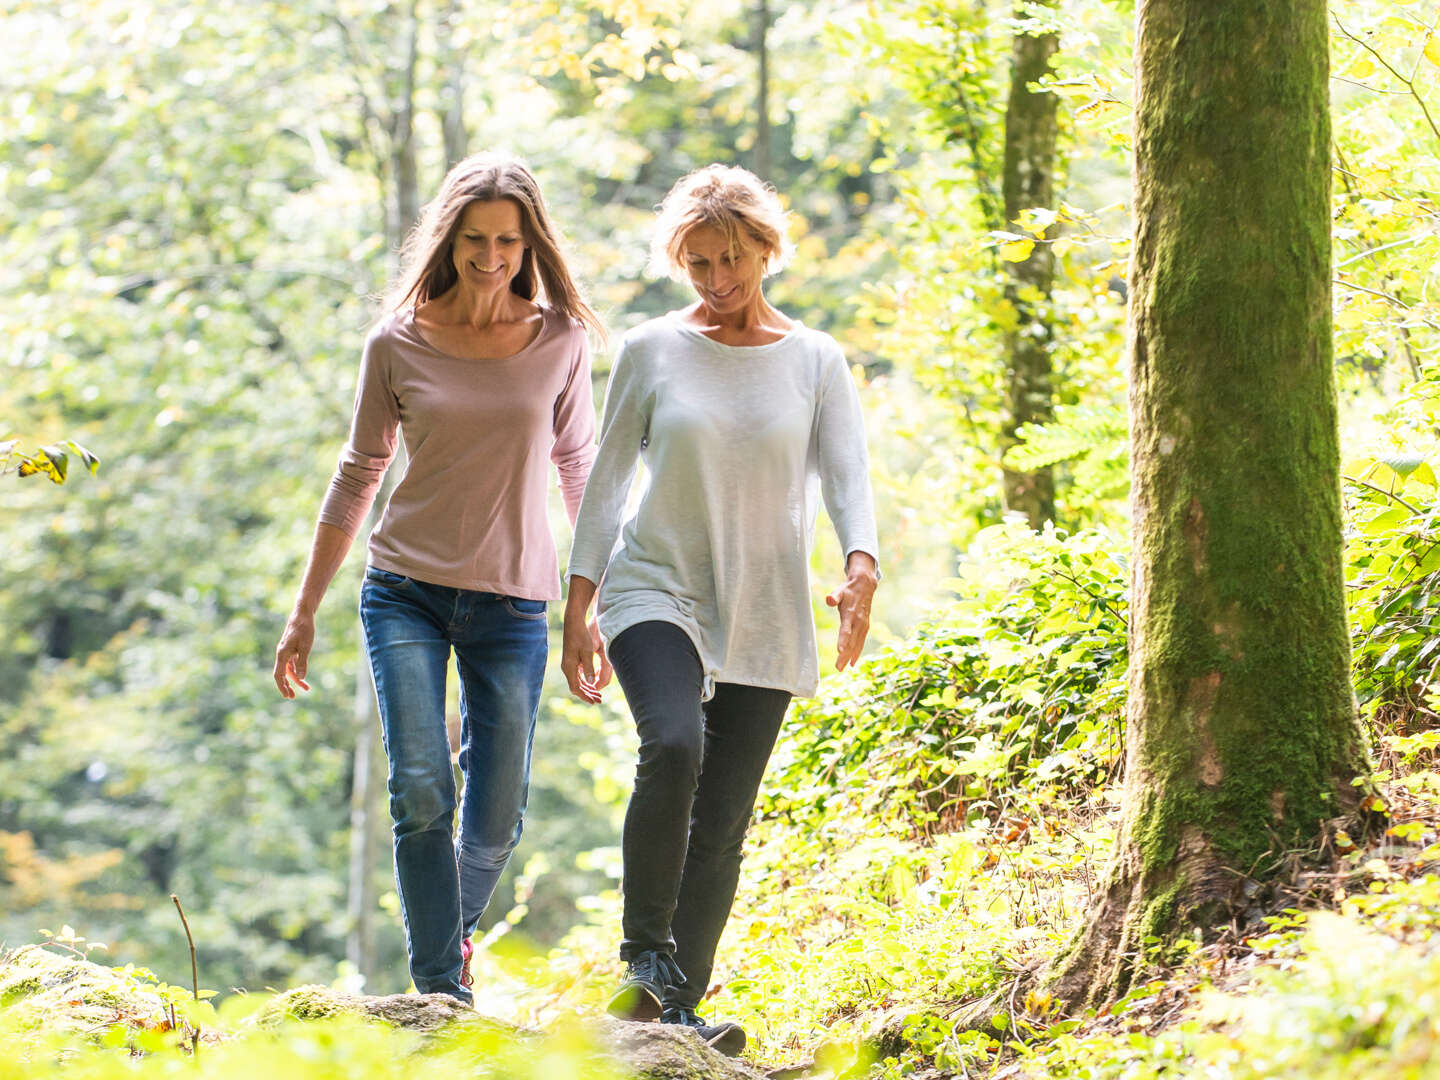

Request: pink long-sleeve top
left=317, top=306, right=596, bottom=601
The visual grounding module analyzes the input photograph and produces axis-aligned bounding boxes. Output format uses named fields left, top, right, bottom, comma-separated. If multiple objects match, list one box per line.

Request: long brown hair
left=388, top=152, right=604, bottom=339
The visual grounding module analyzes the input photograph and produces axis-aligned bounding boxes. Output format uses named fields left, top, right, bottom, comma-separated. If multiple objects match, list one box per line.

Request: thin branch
left=1344, top=474, right=1422, bottom=515
left=170, top=894, right=199, bottom=1002
left=1336, top=235, right=1428, bottom=268
left=1331, top=76, right=1411, bottom=95
left=1333, top=13, right=1440, bottom=144
left=1335, top=279, right=1440, bottom=334
left=170, top=894, right=201, bottom=1056
left=1336, top=278, right=1414, bottom=310
left=1407, top=4, right=1440, bottom=85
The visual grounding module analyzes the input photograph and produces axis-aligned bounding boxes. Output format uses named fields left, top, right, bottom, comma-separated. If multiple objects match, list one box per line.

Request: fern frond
left=1003, top=405, right=1127, bottom=473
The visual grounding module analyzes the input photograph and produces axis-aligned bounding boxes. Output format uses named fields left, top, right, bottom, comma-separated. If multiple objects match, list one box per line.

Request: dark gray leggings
left=608, top=620, right=792, bottom=1010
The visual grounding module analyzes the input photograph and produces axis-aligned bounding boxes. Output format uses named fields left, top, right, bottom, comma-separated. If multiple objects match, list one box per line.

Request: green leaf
left=63, top=439, right=101, bottom=476
left=39, top=445, right=70, bottom=482
left=1379, top=454, right=1426, bottom=478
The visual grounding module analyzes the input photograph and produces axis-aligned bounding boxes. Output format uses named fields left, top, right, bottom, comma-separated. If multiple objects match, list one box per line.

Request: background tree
left=1052, top=0, right=1370, bottom=1006
left=998, top=0, right=1061, bottom=528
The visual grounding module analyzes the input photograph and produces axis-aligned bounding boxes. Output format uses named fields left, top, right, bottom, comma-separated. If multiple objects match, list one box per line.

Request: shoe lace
left=660, top=1006, right=703, bottom=1028
left=632, top=950, right=685, bottom=988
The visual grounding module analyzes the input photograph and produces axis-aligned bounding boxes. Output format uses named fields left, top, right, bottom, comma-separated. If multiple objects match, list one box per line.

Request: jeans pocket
left=502, top=596, right=548, bottom=620
left=365, top=566, right=412, bottom=589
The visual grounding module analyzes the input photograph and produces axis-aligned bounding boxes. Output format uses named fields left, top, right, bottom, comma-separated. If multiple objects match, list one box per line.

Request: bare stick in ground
left=170, top=893, right=201, bottom=1055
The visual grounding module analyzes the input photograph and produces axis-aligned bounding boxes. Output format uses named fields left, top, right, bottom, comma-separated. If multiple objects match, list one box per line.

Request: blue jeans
left=359, top=566, right=548, bottom=1001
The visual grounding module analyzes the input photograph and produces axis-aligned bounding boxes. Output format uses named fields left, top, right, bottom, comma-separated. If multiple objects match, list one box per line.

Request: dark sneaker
left=460, top=938, right=474, bottom=989
left=607, top=951, right=684, bottom=1021
left=660, top=1006, right=747, bottom=1057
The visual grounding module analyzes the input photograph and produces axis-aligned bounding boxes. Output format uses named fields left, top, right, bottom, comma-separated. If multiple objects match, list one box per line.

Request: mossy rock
left=255, top=987, right=763, bottom=1078
left=0, top=954, right=762, bottom=1077
left=0, top=945, right=170, bottom=1034
left=587, top=1015, right=767, bottom=1079
left=255, top=984, right=506, bottom=1033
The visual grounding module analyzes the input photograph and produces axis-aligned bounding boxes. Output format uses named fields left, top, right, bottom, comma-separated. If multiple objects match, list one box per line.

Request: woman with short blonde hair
left=274, top=152, right=599, bottom=1004
left=647, top=164, right=795, bottom=280
left=562, top=163, right=879, bottom=1053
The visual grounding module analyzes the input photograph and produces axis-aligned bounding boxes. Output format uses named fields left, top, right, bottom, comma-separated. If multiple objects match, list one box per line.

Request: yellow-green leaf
left=999, top=238, right=1036, bottom=262
left=1425, top=33, right=1440, bottom=67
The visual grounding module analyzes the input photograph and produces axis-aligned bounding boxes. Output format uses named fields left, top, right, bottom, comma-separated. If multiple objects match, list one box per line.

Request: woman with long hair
left=562, top=164, right=879, bottom=1053
left=273, top=152, right=604, bottom=1004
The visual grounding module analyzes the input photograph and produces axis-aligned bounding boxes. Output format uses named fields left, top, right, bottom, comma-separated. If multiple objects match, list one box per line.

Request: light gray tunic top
left=567, top=313, right=879, bottom=699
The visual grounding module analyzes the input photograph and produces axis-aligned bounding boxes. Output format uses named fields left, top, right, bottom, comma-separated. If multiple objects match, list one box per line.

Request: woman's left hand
left=826, top=551, right=879, bottom=671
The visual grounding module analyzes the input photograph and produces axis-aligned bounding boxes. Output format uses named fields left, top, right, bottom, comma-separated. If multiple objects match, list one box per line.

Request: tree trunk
left=386, top=7, right=421, bottom=255
left=1051, top=0, right=1368, bottom=1008
left=345, top=640, right=390, bottom=985
left=999, top=2, right=1059, bottom=530
left=753, top=0, right=771, bottom=180
left=346, top=0, right=422, bottom=991
left=440, top=0, right=468, bottom=168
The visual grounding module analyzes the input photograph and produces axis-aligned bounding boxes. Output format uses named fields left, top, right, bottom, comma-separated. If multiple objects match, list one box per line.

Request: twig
left=170, top=893, right=201, bottom=1056
left=1343, top=474, right=1422, bottom=515
left=170, top=895, right=199, bottom=1003
left=1332, top=13, right=1440, bottom=144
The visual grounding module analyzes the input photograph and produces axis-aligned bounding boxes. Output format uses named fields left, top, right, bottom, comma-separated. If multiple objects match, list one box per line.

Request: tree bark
left=345, top=639, right=390, bottom=985
left=753, top=0, right=771, bottom=180
left=385, top=3, right=422, bottom=256
left=440, top=0, right=468, bottom=169
left=999, top=2, right=1059, bottom=529
left=344, top=0, right=422, bottom=991
left=1051, top=0, right=1368, bottom=1008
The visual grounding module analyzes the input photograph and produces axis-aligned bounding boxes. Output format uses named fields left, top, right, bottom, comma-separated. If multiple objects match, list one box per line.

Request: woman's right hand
left=272, top=523, right=353, bottom=700
left=561, top=577, right=610, bottom=703
left=273, top=611, right=315, bottom=699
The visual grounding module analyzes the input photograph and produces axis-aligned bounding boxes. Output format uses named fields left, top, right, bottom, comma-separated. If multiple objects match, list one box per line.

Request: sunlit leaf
left=999, top=238, right=1036, bottom=262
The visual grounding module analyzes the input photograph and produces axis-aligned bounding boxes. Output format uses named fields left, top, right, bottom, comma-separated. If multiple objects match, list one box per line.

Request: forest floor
left=5, top=742, right=1433, bottom=1080
left=6, top=515, right=1440, bottom=1080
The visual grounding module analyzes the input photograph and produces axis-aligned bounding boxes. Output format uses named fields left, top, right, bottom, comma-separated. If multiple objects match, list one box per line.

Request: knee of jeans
left=457, top=828, right=522, bottom=873
left=639, top=728, right=703, bottom=784
left=389, top=777, right=455, bottom=836
left=687, top=817, right=750, bottom=862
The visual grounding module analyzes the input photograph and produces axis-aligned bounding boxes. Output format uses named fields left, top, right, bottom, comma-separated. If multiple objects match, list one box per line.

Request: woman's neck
left=427, top=285, right=531, bottom=330
left=688, top=297, right=791, bottom=334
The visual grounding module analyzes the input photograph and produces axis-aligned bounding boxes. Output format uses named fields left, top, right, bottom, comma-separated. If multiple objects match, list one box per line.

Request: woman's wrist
left=564, top=575, right=598, bottom=623
left=845, top=550, right=880, bottom=585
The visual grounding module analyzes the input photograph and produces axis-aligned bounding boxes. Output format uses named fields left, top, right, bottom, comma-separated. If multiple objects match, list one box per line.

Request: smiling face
left=450, top=199, right=527, bottom=299
left=681, top=224, right=767, bottom=315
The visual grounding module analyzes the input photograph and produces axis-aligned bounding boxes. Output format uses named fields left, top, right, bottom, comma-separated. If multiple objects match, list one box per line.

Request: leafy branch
left=1, top=438, right=100, bottom=485
left=1332, top=12, right=1440, bottom=145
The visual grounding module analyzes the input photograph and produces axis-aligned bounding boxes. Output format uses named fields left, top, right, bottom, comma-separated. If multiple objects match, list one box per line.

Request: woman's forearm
left=565, top=574, right=598, bottom=622
left=292, top=522, right=356, bottom=617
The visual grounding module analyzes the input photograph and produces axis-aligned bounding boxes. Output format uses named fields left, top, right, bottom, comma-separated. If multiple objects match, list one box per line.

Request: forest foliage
left=3, top=0, right=1440, bottom=1076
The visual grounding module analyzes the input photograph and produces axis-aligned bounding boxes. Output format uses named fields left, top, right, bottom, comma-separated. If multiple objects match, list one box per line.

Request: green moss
left=262, top=986, right=362, bottom=1023
left=0, top=976, right=43, bottom=1007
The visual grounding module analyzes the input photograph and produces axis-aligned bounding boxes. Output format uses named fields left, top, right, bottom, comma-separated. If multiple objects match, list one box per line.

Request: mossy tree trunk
left=999, top=2, right=1059, bottom=530
left=1052, top=0, right=1368, bottom=1007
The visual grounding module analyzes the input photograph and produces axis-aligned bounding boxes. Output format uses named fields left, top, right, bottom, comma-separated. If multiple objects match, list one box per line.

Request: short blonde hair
left=648, top=164, right=794, bottom=280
